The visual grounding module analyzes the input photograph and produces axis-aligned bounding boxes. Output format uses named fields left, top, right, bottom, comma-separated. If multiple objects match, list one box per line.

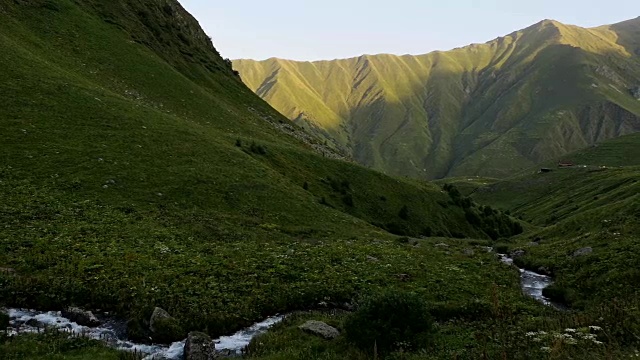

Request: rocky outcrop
left=298, top=320, right=340, bottom=340
left=510, top=249, right=526, bottom=258
left=61, top=307, right=100, bottom=327
left=184, top=331, right=216, bottom=360
left=573, top=247, right=593, bottom=257
left=149, top=307, right=184, bottom=343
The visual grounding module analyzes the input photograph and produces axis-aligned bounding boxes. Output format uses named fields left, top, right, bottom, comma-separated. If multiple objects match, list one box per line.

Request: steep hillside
left=471, top=165, right=640, bottom=310
left=0, top=0, right=522, bottom=341
left=234, top=18, right=640, bottom=179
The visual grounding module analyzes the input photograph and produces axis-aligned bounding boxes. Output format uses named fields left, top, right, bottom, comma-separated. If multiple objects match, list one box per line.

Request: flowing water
left=2, top=253, right=562, bottom=358
left=499, top=254, right=565, bottom=310
left=3, top=308, right=283, bottom=359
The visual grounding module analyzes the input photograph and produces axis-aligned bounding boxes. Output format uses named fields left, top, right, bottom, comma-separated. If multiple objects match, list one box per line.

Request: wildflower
left=526, top=332, right=537, bottom=337
left=565, top=328, right=576, bottom=333
left=541, top=347, right=552, bottom=353
left=589, top=326, right=602, bottom=331
left=593, top=340, right=604, bottom=345
left=538, top=331, right=547, bottom=335
left=533, top=338, right=542, bottom=342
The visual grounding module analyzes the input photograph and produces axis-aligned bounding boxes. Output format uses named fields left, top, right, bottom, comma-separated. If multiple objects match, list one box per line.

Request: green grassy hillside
left=0, top=0, right=524, bottom=340
left=234, top=18, right=640, bottom=180
left=472, top=160, right=640, bottom=311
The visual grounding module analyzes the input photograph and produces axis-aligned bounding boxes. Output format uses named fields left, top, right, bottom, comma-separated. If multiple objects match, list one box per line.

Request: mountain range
left=234, top=18, right=640, bottom=179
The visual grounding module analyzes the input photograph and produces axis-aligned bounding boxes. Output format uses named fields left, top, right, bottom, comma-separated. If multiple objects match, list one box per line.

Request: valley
left=0, top=1, right=639, bottom=359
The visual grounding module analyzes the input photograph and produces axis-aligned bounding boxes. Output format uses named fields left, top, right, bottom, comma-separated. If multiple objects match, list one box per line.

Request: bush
left=0, top=311, right=9, bottom=330
left=345, top=291, right=434, bottom=354
left=302, top=181, right=309, bottom=190
left=398, top=205, right=409, bottom=220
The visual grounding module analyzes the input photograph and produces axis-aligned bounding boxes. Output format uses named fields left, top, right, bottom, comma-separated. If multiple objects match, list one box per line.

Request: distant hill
left=234, top=18, right=640, bottom=179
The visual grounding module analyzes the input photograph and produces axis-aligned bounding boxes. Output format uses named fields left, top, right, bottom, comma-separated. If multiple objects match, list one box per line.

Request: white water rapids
left=3, top=308, right=283, bottom=359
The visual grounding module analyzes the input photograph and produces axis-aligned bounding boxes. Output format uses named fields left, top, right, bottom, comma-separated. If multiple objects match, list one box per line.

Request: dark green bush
left=302, top=181, right=309, bottom=190
left=398, top=205, right=409, bottom=220
left=344, top=291, right=434, bottom=354
left=0, top=311, right=9, bottom=330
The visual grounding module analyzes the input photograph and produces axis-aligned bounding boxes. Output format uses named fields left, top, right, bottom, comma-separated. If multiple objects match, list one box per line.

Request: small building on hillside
left=558, top=161, right=574, bottom=168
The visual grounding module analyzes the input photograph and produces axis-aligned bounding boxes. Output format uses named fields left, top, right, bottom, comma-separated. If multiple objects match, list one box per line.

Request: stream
left=499, top=254, right=565, bottom=310
left=3, top=308, right=283, bottom=359
left=2, top=254, right=561, bottom=359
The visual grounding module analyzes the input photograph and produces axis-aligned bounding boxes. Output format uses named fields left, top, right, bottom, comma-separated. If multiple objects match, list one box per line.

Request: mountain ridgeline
left=234, top=18, right=640, bottom=179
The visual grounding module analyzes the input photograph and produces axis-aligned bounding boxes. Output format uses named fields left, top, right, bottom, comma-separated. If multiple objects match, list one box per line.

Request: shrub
left=345, top=291, right=434, bottom=354
left=399, top=205, right=410, bottom=220
left=302, top=181, right=309, bottom=190
left=235, top=139, right=242, bottom=147
left=249, top=142, right=267, bottom=155
left=0, top=311, right=9, bottom=331
left=342, top=194, right=354, bottom=207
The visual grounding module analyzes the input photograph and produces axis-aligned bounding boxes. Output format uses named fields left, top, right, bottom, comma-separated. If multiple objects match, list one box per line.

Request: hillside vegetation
left=472, top=139, right=640, bottom=311
left=235, top=18, right=640, bottom=179
left=0, top=0, right=523, bottom=341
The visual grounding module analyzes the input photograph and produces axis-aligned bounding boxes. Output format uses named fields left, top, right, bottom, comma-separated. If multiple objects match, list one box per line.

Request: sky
left=179, top=0, right=638, bottom=61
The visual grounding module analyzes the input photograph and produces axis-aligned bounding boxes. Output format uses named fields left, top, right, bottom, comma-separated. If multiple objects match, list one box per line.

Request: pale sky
left=178, top=0, right=638, bottom=61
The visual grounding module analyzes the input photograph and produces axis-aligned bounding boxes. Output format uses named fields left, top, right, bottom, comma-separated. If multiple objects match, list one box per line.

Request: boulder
left=61, top=307, right=100, bottom=327
left=630, top=86, right=640, bottom=100
left=149, top=307, right=184, bottom=343
left=510, top=249, right=526, bottom=258
left=184, top=331, right=216, bottom=360
left=573, top=247, right=593, bottom=257
left=298, top=320, right=340, bottom=340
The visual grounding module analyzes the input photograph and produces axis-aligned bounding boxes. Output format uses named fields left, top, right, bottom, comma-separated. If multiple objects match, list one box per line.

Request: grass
left=0, top=331, right=133, bottom=360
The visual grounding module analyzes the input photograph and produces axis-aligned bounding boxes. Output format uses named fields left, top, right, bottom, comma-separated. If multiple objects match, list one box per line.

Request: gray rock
left=149, top=307, right=173, bottom=333
left=630, top=86, right=640, bottom=100
left=573, top=247, right=593, bottom=257
left=184, top=331, right=216, bottom=360
left=366, top=256, right=379, bottom=262
left=299, top=320, right=340, bottom=340
left=61, top=307, right=100, bottom=327
left=510, top=249, right=526, bottom=258
left=463, top=249, right=475, bottom=256
left=0, top=267, right=15, bottom=274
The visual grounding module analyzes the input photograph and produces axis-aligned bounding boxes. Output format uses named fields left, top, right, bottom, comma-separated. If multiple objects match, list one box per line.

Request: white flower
left=565, top=328, right=576, bottom=333
left=538, top=331, right=547, bottom=335
left=533, top=338, right=542, bottom=342
left=526, top=332, right=537, bottom=337
left=592, top=340, right=603, bottom=345
left=589, top=326, right=602, bottom=331
left=541, top=347, right=551, bottom=353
